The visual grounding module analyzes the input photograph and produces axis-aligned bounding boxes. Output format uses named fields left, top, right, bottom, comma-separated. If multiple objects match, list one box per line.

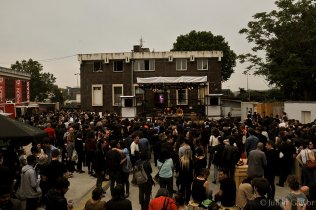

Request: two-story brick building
left=78, top=46, right=223, bottom=118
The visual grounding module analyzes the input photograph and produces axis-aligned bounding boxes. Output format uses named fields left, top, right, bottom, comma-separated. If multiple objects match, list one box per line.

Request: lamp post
left=74, top=73, right=80, bottom=88
left=246, top=73, right=250, bottom=101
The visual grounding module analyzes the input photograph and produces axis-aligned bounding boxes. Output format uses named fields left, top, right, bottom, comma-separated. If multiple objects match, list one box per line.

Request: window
left=134, top=85, right=144, bottom=106
left=113, top=61, right=124, bottom=72
left=134, top=85, right=144, bottom=95
left=93, top=61, right=103, bottom=72
left=176, top=89, right=188, bottom=105
left=92, top=84, right=103, bottom=106
left=134, top=60, right=155, bottom=71
left=197, top=59, right=208, bottom=70
left=176, top=59, right=187, bottom=71
left=210, top=97, right=219, bottom=106
left=198, top=86, right=207, bottom=105
left=112, top=84, right=123, bottom=106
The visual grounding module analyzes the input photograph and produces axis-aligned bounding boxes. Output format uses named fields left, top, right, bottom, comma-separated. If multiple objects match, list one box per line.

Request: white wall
left=241, top=102, right=258, bottom=120
left=206, top=105, right=221, bottom=118
left=121, top=107, right=136, bottom=119
left=285, top=102, right=316, bottom=123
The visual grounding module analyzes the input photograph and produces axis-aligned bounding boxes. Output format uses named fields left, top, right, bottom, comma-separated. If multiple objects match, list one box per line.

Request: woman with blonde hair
left=176, top=148, right=194, bottom=204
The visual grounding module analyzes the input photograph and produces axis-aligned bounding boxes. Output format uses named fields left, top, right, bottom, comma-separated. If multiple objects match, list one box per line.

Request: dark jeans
left=159, top=176, right=173, bottom=197
left=109, top=171, right=123, bottom=195
left=96, top=171, right=104, bottom=189
left=179, top=180, right=192, bottom=204
left=76, top=151, right=84, bottom=171
left=265, top=174, right=275, bottom=199
left=122, top=171, right=130, bottom=194
left=278, top=161, right=291, bottom=185
left=26, top=197, right=39, bottom=210
left=139, top=183, right=152, bottom=210
left=86, top=151, right=95, bottom=174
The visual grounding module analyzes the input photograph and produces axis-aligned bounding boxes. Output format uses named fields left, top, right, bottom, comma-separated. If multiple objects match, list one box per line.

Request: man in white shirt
left=130, top=133, right=140, bottom=167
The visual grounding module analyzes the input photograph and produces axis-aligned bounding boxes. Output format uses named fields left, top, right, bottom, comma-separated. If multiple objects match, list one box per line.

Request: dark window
left=144, top=60, right=150, bottom=70
left=113, top=61, right=124, bottom=72
left=93, top=61, right=103, bottom=72
left=125, top=98, right=133, bottom=107
left=210, top=97, right=219, bottom=106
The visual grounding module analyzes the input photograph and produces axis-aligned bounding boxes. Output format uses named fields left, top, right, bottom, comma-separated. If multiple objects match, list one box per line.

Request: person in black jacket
left=45, top=177, right=70, bottom=210
left=106, top=140, right=123, bottom=195
left=264, top=140, right=279, bottom=199
left=94, top=139, right=107, bottom=191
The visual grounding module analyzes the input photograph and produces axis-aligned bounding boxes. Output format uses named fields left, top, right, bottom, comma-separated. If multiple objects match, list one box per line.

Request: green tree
left=50, top=85, right=64, bottom=104
left=172, top=30, right=237, bottom=81
left=11, top=59, right=56, bottom=101
left=239, top=0, right=316, bottom=100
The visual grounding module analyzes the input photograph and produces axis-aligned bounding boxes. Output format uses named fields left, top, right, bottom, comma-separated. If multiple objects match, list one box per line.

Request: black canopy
left=0, top=114, right=47, bottom=147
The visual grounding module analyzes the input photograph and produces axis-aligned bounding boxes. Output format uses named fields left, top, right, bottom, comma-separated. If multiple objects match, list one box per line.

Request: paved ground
left=66, top=161, right=289, bottom=210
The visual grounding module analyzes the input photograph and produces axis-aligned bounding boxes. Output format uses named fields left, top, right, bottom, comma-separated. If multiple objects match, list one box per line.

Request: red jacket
left=149, top=196, right=177, bottom=210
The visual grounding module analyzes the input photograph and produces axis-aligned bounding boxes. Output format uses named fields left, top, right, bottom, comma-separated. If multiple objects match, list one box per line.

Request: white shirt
left=130, top=141, right=139, bottom=156
left=209, top=135, right=219, bottom=147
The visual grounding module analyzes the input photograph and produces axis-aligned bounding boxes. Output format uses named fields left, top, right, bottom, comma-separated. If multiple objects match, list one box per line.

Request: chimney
left=133, top=45, right=141, bottom=52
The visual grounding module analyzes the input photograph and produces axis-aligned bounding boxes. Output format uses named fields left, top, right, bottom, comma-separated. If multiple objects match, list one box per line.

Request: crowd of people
left=1, top=110, right=316, bottom=209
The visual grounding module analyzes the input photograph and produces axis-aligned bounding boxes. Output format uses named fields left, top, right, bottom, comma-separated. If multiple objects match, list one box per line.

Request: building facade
left=0, top=66, right=31, bottom=105
left=78, top=46, right=223, bottom=117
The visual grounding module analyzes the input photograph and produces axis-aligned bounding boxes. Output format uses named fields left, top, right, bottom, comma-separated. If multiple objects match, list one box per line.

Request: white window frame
left=134, top=60, right=155, bottom=71
left=112, top=84, right=123, bottom=106
left=197, top=59, right=208, bottom=70
left=92, top=84, right=103, bottom=106
left=176, top=59, right=187, bottom=71
left=113, top=60, right=124, bottom=72
left=176, top=89, right=188, bottom=105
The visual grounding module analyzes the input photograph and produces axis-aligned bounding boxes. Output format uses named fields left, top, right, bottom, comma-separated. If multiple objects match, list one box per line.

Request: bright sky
left=0, top=0, right=276, bottom=91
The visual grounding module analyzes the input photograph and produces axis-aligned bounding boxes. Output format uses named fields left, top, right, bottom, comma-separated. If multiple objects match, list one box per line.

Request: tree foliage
left=11, top=59, right=56, bottom=101
left=237, top=88, right=286, bottom=102
left=239, top=0, right=316, bottom=100
left=172, top=30, right=237, bottom=81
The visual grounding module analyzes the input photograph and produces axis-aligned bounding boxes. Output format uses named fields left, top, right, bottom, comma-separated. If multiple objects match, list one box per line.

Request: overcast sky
left=0, top=0, right=277, bottom=91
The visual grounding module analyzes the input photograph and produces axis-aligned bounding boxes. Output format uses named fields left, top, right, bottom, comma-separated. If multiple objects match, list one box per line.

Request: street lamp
left=74, top=73, right=80, bottom=88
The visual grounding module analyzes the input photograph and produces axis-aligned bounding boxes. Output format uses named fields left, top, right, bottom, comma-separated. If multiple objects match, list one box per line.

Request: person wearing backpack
left=284, top=175, right=307, bottom=210
left=135, top=152, right=154, bottom=210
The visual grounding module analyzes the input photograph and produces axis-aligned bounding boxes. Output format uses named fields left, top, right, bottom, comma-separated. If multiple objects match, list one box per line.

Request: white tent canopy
left=137, top=76, right=207, bottom=84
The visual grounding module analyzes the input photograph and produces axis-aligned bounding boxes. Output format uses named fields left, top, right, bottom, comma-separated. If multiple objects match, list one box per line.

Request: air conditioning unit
left=104, top=57, right=109, bottom=64
left=168, top=56, right=173, bottom=62
left=125, top=57, right=130, bottom=63
left=190, top=55, right=195, bottom=62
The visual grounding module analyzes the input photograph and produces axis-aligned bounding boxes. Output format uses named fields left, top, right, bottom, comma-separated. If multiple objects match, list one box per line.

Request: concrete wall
left=285, top=102, right=316, bottom=123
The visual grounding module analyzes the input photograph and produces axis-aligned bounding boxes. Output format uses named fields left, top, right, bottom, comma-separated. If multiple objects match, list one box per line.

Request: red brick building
left=78, top=46, right=223, bottom=117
